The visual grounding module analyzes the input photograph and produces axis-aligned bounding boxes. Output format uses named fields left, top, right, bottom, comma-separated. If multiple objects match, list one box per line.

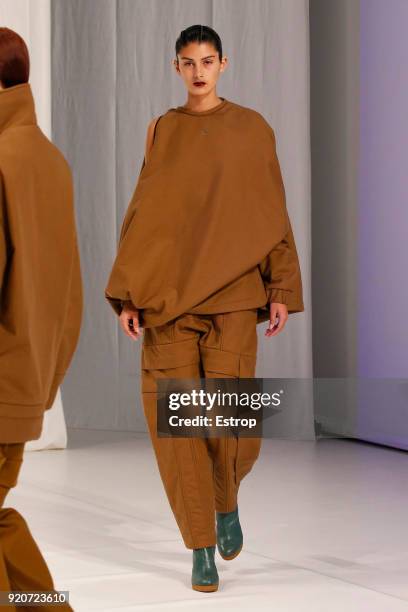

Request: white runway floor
left=7, top=429, right=408, bottom=611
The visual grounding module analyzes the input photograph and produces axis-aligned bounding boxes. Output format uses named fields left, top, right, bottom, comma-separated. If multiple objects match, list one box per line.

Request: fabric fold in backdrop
left=105, top=97, right=303, bottom=327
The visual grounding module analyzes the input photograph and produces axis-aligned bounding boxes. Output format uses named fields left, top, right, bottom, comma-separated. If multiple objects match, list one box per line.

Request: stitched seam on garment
left=143, top=337, right=197, bottom=348
left=233, top=439, right=239, bottom=488
left=266, top=287, right=293, bottom=294
left=225, top=434, right=230, bottom=510
left=142, top=358, right=200, bottom=373
left=156, top=360, right=199, bottom=370
left=189, top=436, right=210, bottom=544
left=191, top=296, right=267, bottom=307
left=204, top=369, right=239, bottom=378
left=0, top=415, right=44, bottom=421
left=170, top=434, right=198, bottom=548
left=234, top=357, right=243, bottom=489
left=202, top=345, right=257, bottom=358
left=220, top=313, right=225, bottom=352
left=0, top=401, right=44, bottom=407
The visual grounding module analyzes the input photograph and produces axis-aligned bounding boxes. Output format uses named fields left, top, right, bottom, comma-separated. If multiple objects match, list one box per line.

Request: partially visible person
left=0, top=27, right=82, bottom=609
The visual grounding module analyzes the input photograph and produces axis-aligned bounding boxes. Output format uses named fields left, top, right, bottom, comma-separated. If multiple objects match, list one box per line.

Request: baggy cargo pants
left=140, top=308, right=262, bottom=550
left=0, top=443, right=73, bottom=611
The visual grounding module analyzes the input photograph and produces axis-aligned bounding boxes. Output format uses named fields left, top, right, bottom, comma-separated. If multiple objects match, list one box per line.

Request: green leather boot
left=216, top=506, right=243, bottom=560
left=191, top=546, right=219, bottom=592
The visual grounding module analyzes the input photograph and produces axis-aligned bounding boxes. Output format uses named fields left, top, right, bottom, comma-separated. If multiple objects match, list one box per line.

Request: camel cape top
left=0, top=84, right=83, bottom=443
left=105, top=97, right=298, bottom=327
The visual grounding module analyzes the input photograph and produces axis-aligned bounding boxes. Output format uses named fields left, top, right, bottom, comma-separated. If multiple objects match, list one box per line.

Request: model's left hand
left=265, top=302, right=288, bottom=337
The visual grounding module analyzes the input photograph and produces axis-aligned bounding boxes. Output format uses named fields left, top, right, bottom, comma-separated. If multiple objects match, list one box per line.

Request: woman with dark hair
left=0, top=28, right=81, bottom=608
left=106, top=24, right=304, bottom=592
left=0, top=27, right=30, bottom=88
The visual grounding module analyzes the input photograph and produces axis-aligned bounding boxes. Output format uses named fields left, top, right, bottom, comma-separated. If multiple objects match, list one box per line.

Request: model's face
left=173, top=41, right=227, bottom=97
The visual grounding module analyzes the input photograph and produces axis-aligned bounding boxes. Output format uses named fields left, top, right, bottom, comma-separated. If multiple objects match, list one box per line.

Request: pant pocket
left=238, top=353, right=257, bottom=377
left=141, top=337, right=201, bottom=392
left=143, top=320, right=175, bottom=346
left=217, top=309, right=258, bottom=358
left=200, top=345, right=240, bottom=377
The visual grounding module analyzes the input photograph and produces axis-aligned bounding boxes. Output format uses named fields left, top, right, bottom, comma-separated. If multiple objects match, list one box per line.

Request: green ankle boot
left=216, top=506, right=243, bottom=560
left=191, top=545, right=219, bottom=592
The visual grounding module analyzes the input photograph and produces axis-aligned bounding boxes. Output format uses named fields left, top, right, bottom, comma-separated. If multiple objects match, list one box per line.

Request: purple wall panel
left=358, top=0, right=408, bottom=448
left=359, top=0, right=408, bottom=379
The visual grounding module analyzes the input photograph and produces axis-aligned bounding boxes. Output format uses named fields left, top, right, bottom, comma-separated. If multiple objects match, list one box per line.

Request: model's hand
left=265, top=302, right=288, bottom=337
left=119, top=300, right=143, bottom=341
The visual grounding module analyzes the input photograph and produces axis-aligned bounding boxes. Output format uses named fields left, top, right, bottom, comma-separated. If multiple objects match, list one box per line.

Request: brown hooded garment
left=105, top=97, right=304, bottom=328
left=0, top=84, right=83, bottom=443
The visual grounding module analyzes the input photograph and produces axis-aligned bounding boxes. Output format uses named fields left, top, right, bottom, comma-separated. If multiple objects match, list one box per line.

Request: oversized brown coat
left=106, top=97, right=304, bottom=327
left=0, top=84, right=83, bottom=443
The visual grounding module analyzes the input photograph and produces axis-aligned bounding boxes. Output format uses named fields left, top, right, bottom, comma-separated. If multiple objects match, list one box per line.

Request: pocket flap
left=200, top=345, right=240, bottom=377
left=142, top=337, right=199, bottom=370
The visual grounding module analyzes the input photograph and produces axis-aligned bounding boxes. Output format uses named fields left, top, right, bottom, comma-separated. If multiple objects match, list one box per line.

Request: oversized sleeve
left=258, top=212, right=304, bottom=313
left=257, top=125, right=304, bottom=314
left=105, top=117, right=163, bottom=317
left=45, top=219, right=83, bottom=410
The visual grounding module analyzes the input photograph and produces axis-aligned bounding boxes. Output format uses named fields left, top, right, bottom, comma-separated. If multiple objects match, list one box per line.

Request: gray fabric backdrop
left=51, top=0, right=312, bottom=434
left=310, top=0, right=359, bottom=379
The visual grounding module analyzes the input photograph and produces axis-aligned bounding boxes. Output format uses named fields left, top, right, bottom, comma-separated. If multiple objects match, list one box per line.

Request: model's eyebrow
left=180, top=55, right=216, bottom=61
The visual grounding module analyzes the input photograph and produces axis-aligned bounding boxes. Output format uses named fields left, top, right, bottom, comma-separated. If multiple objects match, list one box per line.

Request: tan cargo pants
left=141, top=309, right=262, bottom=550
left=0, top=444, right=73, bottom=611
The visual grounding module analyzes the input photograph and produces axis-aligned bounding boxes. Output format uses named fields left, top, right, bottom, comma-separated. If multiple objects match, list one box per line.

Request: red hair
left=0, top=28, right=30, bottom=88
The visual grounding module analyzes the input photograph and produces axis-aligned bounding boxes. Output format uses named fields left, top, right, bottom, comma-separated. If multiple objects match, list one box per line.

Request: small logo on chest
left=200, top=127, right=209, bottom=135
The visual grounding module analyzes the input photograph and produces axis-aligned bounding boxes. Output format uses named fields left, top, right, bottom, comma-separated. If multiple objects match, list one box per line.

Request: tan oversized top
left=0, top=84, right=83, bottom=443
left=105, top=97, right=304, bottom=327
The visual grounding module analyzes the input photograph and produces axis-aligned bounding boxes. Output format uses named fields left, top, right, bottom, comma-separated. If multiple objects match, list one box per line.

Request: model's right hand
left=119, top=300, right=143, bottom=341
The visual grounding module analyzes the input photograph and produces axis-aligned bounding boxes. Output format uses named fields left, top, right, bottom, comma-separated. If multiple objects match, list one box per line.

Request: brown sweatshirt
left=0, top=83, right=83, bottom=443
left=106, top=97, right=304, bottom=327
